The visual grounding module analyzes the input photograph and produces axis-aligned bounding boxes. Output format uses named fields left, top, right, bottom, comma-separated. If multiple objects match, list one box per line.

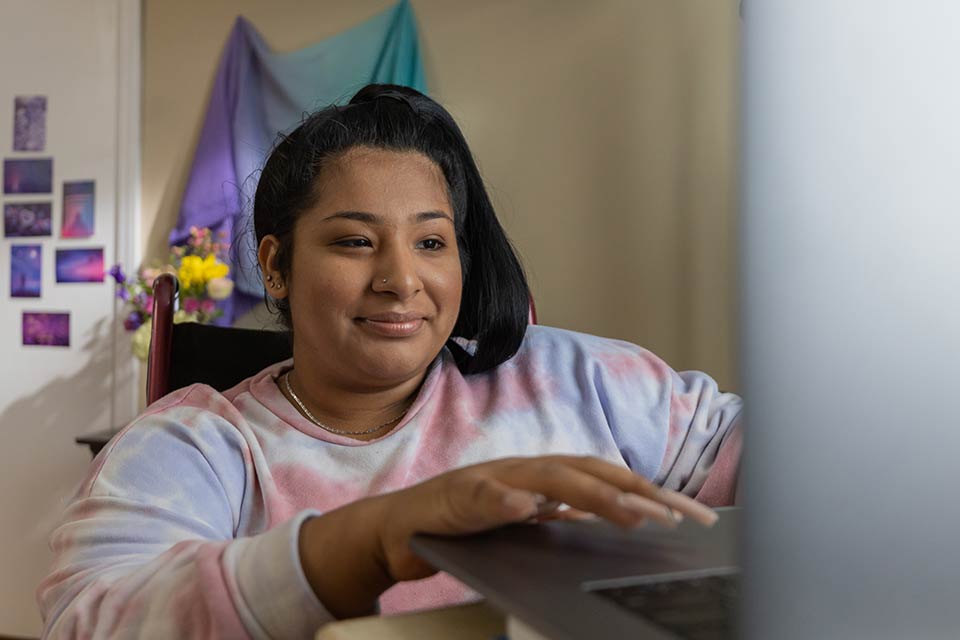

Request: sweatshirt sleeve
left=36, top=387, right=333, bottom=639
left=575, top=334, right=743, bottom=506
left=651, top=368, right=743, bottom=506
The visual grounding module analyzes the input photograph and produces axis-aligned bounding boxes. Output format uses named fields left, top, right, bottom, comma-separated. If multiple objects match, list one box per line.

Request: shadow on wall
left=0, top=318, right=117, bottom=637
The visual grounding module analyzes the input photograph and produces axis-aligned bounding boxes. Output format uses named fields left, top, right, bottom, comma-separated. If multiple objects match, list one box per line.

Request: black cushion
left=169, top=323, right=292, bottom=393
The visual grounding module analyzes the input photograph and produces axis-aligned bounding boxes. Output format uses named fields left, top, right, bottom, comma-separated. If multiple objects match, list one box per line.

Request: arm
left=38, top=394, right=330, bottom=639
left=297, top=455, right=720, bottom=618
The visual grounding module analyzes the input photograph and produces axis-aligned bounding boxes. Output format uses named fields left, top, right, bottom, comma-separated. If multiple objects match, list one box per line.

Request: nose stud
left=381, top=278, right=388, bottom=284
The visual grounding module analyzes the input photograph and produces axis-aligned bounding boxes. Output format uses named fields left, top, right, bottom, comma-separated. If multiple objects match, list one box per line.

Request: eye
left=418, top=238, right=445, bottom=251
left=335, top=237, right=372, bottom=248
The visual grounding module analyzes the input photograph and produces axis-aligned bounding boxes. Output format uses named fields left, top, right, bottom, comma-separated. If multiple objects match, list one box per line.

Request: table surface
left=74, top=428, right=118, bottom=457
left=315, top=601, right=506, bottom=640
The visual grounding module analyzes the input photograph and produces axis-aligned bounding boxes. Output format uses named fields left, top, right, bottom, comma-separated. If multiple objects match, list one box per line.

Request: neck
left=281, top=363, right=425, bottom=440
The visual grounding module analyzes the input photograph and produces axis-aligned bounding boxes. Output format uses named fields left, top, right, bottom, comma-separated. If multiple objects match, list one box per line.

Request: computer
left=411, top=510, right=740, bottom=639
left=412, top=3, right=960, bottom=638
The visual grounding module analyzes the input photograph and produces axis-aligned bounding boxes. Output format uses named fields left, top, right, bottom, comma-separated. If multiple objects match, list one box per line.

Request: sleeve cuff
left=228, top=509, right=334, bottom=639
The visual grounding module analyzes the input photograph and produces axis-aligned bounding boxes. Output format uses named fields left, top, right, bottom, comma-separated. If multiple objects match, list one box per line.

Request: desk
left=74, top=428, right=118, bottom=458
left=315, top=601, right=506, bottom=640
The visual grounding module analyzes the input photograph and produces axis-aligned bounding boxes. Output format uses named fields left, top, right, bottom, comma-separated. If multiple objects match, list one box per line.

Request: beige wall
left=143, top=0, right=739, bottom=388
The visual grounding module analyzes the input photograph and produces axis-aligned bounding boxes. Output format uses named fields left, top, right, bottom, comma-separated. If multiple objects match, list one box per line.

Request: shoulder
left=512, top=325, right=670, bottom=378
left=517, top=325, right=637, bottom=351
left=83, top=384, right=253, bottom=497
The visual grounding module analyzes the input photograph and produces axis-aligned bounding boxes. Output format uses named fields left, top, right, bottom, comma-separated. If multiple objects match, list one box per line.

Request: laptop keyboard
left=591, top=572, right=739, bottom=640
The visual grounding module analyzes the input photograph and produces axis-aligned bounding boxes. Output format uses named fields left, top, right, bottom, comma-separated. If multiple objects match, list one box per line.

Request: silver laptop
left=413, top=3, right=960, bottom=638
left=411, top=510, right=740, bottom=639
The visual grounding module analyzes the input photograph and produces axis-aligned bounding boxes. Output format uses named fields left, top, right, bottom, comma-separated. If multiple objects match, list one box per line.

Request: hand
left=375, top=455, right=719, bottom=583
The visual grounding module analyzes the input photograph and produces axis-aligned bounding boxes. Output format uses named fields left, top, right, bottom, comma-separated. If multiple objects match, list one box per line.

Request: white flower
left=206, top=276, right=234, bottom=300
left=173, top=310, right=199, bottom=324
left=131, top=320, right=151, bottom=362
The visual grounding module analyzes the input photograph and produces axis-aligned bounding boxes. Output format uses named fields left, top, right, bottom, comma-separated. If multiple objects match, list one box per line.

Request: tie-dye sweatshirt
left=37, top=325, right=743, bottom=639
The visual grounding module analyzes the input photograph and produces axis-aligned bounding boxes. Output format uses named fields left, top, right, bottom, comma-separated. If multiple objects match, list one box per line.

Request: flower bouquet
left=110, top=226, right=234, bottom=360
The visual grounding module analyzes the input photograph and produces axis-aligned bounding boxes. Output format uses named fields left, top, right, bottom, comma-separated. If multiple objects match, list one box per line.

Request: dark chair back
left=146, top=274, right=291, bottom=404
left=167, top=322, right=292, bottom=395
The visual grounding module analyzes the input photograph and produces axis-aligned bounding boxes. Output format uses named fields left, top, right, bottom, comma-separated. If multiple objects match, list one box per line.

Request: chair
left=146, top=273, right=293, bottom=404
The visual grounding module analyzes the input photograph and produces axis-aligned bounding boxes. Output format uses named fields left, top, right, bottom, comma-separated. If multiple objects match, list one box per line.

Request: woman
left=38, top=85, right=742, bottom=639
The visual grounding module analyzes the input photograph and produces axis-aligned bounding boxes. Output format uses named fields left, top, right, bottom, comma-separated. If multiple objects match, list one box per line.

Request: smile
left=357, top=316, right=426, bottom=337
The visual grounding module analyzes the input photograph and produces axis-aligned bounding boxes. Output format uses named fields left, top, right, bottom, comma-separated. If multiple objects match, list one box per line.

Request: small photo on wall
left=4, top=202, right=52, bottom=237
left=55, top=247, right=104, bottom=283
left=61, top=180, right=95, bottom=238
left=22, top=311, right=69, bottom=347
left=10, top=245, right=41, bottom=298
left=13, top=96, right=47, bottom=152
left=4, top=157, right=53, bottom=194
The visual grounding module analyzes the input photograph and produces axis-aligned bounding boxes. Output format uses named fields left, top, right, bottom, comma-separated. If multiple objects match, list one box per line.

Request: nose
left=371, top=242, right=423, bottom=300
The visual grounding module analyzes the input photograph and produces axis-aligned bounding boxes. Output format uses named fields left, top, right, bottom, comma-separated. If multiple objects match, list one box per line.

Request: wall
left=0, top=1, right=138, bottom=636
left=142, top=0, right=740, bottom=389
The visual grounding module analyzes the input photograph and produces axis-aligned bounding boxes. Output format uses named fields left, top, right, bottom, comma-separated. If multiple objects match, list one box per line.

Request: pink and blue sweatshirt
left=37, top=325, right=743, bottom=639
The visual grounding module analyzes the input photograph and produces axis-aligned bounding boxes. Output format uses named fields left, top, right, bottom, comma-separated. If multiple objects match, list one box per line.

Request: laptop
left=411, top=510, right=740, bottom=639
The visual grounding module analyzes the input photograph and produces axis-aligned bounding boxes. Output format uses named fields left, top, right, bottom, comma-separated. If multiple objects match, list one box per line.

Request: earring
left=266, top=274, right=273, bottom=282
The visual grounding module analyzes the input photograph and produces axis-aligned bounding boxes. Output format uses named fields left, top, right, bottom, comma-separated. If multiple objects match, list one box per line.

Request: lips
left=357, top=312, right=427, bottom=337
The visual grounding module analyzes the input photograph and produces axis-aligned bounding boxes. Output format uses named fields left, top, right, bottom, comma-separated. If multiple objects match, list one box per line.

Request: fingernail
left=617, top=493, right=677, bottom=528
left=657, top=490, right=718, bottom=527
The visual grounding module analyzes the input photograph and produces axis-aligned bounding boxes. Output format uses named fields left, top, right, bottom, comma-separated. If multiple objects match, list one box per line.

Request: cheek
left=436, top=264, right=463, bottom=330
left=431, top=256, right=462, bottom=307
left=290, top=262, right=364, bottom=321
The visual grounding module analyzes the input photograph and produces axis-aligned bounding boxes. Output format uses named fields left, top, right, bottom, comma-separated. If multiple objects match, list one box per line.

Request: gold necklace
left=283, top=371, right=407, bottom=436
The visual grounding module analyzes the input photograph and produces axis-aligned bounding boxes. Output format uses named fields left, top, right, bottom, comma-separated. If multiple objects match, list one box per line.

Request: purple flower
left=108, top=263, right=126, bottom=284
left=117, top=287, right=130, bottom=302
left=123, top=311, right=143, bottom=331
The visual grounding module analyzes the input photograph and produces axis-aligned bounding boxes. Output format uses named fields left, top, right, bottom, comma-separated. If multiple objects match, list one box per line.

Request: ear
left=257, top=234, right=288, bottom=299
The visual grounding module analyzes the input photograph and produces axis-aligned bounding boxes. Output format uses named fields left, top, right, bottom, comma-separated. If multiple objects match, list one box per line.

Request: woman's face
left=268, top=147, right=462, bottom=390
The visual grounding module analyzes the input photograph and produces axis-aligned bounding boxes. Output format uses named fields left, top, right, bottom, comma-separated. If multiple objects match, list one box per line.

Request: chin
left=354, top=345, right=440, bottom=384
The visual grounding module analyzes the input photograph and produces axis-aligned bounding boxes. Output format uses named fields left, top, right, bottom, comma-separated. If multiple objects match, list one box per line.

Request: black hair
left=253, top=84, right=530, bottom=375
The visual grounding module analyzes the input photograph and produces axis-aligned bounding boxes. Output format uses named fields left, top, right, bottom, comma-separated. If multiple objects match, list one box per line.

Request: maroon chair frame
left=146, top=273, right=177, bottom=405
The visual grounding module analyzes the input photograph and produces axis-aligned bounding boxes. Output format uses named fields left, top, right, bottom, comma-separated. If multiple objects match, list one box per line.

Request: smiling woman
left=37, top=85, right=743, bottom=639
left=260, top=148, right=464, bottom=425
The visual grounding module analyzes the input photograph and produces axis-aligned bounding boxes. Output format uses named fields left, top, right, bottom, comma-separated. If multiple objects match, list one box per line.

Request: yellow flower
left=177, top=255, right=229, bottom=291
left=201, top=254, right=229, bottom=281
left=177, top=255, right=204, bottom=290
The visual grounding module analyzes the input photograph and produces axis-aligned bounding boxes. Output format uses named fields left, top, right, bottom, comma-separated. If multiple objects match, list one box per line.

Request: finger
left=502, top=460, right=678, bottom=529
left=532, top=494, right=562, bottom=517
left=534, top=456, right=718, bottom=527
left=652, top=489, right=719, bottom=527
left=445, top=475, right=541, bottom=532
left=534, top=506, right=599, bottom=523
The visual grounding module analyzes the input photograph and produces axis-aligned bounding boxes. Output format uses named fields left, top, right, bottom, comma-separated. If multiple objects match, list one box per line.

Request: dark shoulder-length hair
left=253, top=83, right=530, bottom=375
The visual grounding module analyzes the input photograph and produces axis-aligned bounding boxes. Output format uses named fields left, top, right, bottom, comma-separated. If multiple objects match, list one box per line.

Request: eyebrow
left=320, top=210, right=453, bottom=225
